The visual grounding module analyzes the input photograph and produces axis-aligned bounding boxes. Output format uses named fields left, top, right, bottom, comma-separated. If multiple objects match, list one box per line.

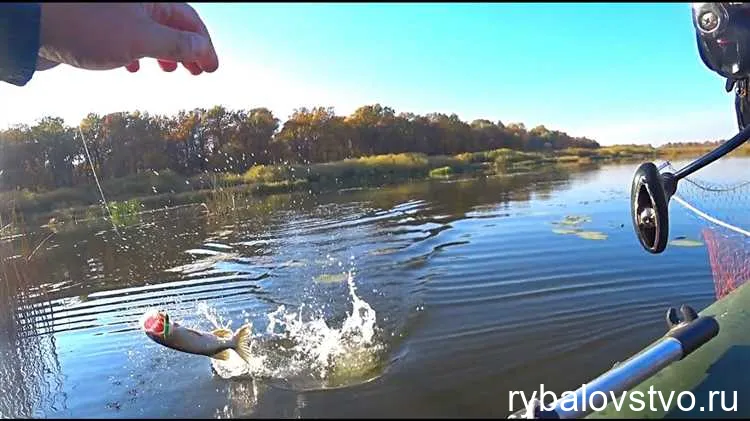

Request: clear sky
left=0, top=3, right=740, bottom=145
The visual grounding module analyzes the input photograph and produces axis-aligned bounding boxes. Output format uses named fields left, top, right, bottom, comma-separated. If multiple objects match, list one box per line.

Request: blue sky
left=0, top=3, right=739, bottom=145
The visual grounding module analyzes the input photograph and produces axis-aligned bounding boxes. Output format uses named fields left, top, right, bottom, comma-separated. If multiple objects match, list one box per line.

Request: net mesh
left=703, top=228, right=750, bottom=300
left=663, top=161, right=750, bottom=300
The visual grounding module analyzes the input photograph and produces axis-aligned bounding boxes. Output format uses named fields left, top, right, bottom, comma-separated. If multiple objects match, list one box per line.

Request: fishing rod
left=507, top=304, right=719, bottom=419
left=631, top=2, right=750, bottom=254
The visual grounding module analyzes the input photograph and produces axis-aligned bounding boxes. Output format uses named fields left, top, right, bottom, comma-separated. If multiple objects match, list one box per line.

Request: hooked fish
left=141, top=309, right=253, bottom=363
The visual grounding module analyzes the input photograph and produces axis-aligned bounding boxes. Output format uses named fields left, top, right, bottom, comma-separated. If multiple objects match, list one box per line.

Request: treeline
left=0, top=104, right=600, bottom=193
left=660, top=140, right=726, bottom=148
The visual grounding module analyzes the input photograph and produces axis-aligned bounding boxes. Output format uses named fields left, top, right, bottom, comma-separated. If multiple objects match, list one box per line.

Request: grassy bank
left=657, top=142, right=750, bottom=160
left=0, top=143, right=729, bottom=223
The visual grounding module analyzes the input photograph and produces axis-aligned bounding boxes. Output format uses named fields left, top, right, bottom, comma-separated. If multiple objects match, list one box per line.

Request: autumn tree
left=0, top=104, right=601, bottom=193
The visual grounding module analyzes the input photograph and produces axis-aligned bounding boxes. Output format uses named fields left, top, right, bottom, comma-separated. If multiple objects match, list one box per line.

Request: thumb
left=136, top=22, right=211, bottom=64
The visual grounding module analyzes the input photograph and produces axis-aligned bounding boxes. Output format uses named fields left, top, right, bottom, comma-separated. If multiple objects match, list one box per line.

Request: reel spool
left=630, top=163, right=677, bottom=254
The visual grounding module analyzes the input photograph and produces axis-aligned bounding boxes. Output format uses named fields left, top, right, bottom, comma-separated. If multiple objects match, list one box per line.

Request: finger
left=136, top=24, right=210, bottom=65
left=168, top=4, right=219, bottom=73
left=183, top=61, right=202, bottom=75
left=146, top=3, right=219, bottom=72
left=158, top=59, right=178, bottom=72
left=148, top=3, right=210, bottom=38
left=126, top=60, right=140, bottom=73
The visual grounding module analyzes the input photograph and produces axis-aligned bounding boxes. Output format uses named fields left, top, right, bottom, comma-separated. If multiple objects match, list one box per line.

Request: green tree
left=31, top=117, right=78, bottom=189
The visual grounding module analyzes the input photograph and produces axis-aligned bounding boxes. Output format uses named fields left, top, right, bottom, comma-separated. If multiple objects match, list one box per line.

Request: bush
left=101, top=169, right=188, bottom=198
left=559, top=147, right=597, bottom=157
left=107, top=198, right=142, bottom=227
left=429, top=166, right=455, bottom=178
left=494, top=150, right=546, bottom=167
left=354, top=153, right=429, bottom=167
left=243, top=165, right=293, bottom=183
left=305, top=153, right=432, bottom=185
left=556, top=155, right=582, bottom=163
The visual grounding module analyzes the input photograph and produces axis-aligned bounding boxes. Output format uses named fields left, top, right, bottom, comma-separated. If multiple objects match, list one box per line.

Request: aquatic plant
left=106, top=198, right=142, bottom=227
left=0, top=209, right=62, bottom=417
left=243, top=165, right=294, bottom=184
left=203, top=173, right=242, bottom=217
left=428, top=166, right=455, bottom=179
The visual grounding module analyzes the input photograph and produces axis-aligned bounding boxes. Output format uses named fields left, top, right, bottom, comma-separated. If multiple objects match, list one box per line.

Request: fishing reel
left=630, top=126, right=750, bottom=254
left=631, top=3, right=750, bottom=254
left=693, top=2, right=750, bottom=80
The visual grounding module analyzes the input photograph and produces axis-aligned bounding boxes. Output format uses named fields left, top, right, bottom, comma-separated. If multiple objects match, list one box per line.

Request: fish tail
left=232, top=323, right=254, bottom=363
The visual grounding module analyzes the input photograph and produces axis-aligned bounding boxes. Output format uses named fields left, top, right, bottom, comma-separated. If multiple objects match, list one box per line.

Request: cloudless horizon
left=0, top=2, right=741, bottom=146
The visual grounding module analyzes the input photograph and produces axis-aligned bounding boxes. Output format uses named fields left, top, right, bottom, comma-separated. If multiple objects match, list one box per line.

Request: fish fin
left=211, top=350, right=232, bottom=361
left=212, top=327, right=233, bottom=339
left=232, top=323, right=254, bottom=363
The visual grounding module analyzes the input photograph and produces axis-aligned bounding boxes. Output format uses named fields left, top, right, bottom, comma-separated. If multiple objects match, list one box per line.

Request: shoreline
left=1, top=144, right=744, bottom=227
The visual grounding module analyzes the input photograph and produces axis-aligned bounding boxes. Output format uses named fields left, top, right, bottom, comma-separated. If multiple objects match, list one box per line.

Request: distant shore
left=4, top=142, right=745, bottom=226
left=2, top=105, right=747, bottom=226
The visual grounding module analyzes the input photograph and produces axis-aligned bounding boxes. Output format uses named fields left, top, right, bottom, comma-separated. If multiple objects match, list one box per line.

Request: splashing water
left=204, top=272, right=386, bottom=391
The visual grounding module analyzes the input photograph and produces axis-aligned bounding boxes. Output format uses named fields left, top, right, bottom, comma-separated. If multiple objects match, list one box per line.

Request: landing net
left=663, top=161, right=750, bottom=300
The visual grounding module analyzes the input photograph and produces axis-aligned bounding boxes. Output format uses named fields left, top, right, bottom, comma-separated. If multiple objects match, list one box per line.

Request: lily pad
left=314, top=273, right=349, bottom=284
left=553, top=215, right=592, bottom=227
left=669, top=238, right=704, bottom=247
left=552, top=228, right=580, bottom=235
left=575, top=231, right=608, bottom=241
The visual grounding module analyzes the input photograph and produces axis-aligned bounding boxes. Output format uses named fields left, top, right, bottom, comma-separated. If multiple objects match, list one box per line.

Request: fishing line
left=663, top=161, right=750, bottom=193
left=660, top=159, right=750, bottom=299
left=672, top=194, right=750, bottom=238
left=77, top=126, right=121, bottom=238
left=660, top=160, right=749, bottom=236
left=680, top=177, right=750, bottom=193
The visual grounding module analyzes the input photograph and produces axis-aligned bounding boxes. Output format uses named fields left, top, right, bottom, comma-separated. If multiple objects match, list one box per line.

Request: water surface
left=1, top=158, right=746, bottom=418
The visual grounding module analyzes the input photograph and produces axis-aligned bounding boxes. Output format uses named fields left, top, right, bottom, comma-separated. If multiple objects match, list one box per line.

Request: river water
left=1, top=158, right=747, bottom=418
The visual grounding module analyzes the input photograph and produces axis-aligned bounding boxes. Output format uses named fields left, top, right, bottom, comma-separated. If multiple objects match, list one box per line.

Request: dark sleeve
left=0, top=3, right=41, bottom=86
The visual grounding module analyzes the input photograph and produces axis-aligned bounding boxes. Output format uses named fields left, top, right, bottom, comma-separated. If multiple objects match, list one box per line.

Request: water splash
left=207, top=272, right=386, bottom=391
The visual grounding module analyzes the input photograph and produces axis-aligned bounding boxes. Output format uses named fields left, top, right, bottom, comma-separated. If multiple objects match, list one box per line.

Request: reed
left=0, top=207, right=62, bottom=417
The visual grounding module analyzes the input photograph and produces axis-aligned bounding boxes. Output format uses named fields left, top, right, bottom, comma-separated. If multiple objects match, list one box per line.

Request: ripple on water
left=1, top=163, right=733, bottom=418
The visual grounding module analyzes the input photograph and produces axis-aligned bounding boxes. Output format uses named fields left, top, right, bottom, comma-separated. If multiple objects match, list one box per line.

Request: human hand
left=37, top=3, right=218, bottom=75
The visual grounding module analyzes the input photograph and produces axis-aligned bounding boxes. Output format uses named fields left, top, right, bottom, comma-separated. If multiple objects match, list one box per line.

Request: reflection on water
left=0, top=230, right=66, bottom=418
left=0, top=160, right=743, bottom=418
